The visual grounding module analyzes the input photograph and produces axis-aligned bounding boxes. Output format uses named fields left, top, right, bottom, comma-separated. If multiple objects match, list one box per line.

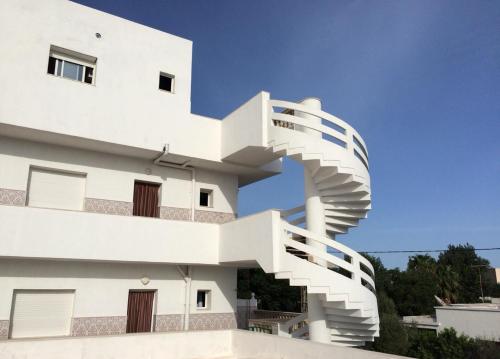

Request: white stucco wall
left=0, top=330, right=410, bottom=359
left=0, top=205, right=220, bottom=264
left=0, top=0, right=223, bottom=162
left=436, top=307, right=500, bottom=341
left=0, top=259, right=236, bottom=321
left=0, top=136, right=238, bottom=213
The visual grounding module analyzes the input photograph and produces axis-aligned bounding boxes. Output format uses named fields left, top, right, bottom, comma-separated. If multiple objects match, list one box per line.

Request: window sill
left=47, top=73, right=95, bottom=87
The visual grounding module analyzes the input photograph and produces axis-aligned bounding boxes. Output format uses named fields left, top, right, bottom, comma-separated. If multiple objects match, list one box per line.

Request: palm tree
left=437, top=265, right=460, bottom=303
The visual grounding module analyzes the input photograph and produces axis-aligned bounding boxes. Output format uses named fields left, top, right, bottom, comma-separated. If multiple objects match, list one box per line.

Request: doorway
left=126, top=290, right=155, bottom=333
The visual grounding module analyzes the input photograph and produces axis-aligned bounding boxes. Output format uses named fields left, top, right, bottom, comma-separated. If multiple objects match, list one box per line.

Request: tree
left=368, top=291, right=409, bottom=355
left=237, top=268, right=301, bottom=312
left=436, top=265, right=460, bottom=303
left=438, top=244, right=493, bottom=302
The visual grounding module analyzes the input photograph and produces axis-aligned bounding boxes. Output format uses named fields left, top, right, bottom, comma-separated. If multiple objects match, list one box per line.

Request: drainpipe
left=154, top=145, right=196, bottom=221
left=176, top=265, right=192, bottom=330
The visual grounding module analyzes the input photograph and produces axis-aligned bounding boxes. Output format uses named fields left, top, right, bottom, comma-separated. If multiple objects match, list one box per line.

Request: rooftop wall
left=0, top=329, right=411, bottom=359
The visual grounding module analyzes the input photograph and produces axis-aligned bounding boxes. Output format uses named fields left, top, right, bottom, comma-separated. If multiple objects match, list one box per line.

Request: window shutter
left=27, top=168, right=86, bottom=210
left=10, top=290, right=75, bottom=339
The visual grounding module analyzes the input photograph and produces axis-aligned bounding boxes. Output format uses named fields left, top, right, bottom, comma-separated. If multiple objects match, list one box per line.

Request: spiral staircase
left=221, top=93, right=379, bottom=347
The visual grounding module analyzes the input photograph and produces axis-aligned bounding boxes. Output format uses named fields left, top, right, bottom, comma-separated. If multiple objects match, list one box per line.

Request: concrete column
left=298, top=98, right=330, bottom=344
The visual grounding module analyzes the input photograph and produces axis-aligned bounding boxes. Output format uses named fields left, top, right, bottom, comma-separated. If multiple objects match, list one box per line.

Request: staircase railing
left=281, top=221, right=376, bottom=293
left=249, top=310, right=308, bottom=339
left=269, top=99, right=369, bottom=170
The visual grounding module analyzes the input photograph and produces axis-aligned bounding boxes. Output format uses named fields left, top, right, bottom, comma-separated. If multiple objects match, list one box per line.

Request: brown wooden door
left=126, top=291, right=155, bottom=333
left=133, top=181, right=160, bottom=217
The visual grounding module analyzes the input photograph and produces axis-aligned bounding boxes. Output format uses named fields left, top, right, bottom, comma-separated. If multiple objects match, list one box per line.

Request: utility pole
left=471, top=264, right=487, bottom=302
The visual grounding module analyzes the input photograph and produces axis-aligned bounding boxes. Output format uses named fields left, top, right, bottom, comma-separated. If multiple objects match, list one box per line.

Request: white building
left=403, top=303, right=500, bottom=342
left=0, top=0, right=378, bottom=348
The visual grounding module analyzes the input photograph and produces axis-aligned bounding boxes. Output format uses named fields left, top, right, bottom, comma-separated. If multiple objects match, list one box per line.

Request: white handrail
left=269, top=99, right=369, bottom=158
left=277, top=312, right=308, bottom=338
left=282, top=222, right=374, bottom=275
left=282, top=222, right=376, bottom=289
left=269, top=99, right=370, bottom=169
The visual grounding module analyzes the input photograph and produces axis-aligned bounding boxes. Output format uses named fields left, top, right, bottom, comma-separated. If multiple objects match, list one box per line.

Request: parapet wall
left=0, top=329, right=411, bottom=359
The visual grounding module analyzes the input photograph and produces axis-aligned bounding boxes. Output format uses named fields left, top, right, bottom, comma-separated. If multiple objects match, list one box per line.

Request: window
left=27, top=167, right=86, bottom=211
left=199, top=189, right=213, bottom=207
left=133, top=181, right=160, bottom=218
left=196, top=290, right=210, bottom=309
left=47, top=45, right=96, bottom=84
left=159, top=72, right=174, bottom=92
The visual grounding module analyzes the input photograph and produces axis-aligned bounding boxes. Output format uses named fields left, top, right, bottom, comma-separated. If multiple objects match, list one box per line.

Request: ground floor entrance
left=126, top=290, right=155, bottom=333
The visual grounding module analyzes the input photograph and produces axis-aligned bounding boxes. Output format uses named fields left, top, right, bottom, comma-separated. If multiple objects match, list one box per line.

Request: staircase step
left=327, top=321, right=378, bottom=331
left=316, top=174, right=353, bottom=189
left=326, top=314, right=378, bottom=325
left=329, top=327, right=378, bottom=336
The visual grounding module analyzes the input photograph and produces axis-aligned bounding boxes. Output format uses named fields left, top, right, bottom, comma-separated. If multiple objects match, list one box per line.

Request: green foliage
left=407, top=328, right=500, bottom=359
left=236, top=246, right=499, bottom=358
left=237, top=268, right=301, bottom=312
left=361, top=247, right=500, bottom=358
left=368, top=291, right=409, bottom=355
left=438, top=244, right=493, bottom=303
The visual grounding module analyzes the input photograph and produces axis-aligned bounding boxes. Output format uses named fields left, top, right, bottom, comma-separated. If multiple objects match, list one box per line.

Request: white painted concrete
left=300, top=99, right=329, bottom=344
left=436, top=305, right=500, bottom=341
left=0, top=259, right=236, bottom=321
left=219, top=210, right=282, bottom=273
left=221, top=92, right=270, bottom=164
left=0, top=136, right=238, bottom=214
left=0, top=0, right=379, bottom=348
left=0, top=0, right=223, bottom=162
left=0, top=330, right=234, bottom=359
left=0, top=205, right=219, bottom=264
left=0, top=330, right=410, bottom=359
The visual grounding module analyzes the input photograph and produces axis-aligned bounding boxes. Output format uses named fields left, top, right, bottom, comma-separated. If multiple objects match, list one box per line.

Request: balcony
left=0, top=205, right=220, bottom=265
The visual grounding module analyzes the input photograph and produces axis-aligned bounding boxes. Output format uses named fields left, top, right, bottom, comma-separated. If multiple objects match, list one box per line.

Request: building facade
left=403, top=304, right=500, bottom=342
left=0, top=0, right=378, bottom=346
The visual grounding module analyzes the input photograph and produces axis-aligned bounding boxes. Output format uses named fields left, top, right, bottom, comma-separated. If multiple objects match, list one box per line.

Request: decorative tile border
left=0, top=189, right=236, bottom=225
left=194, top=210, right=236, bottom=224
left=71, top=316, right=127, bottom=336
left=189, top=312, right=237, bottom=330
left=154, top=314, right=183, bottom=332
left=0, top=188, right=26, bottom=206
left=160, top=206, right=191, bottom=221
left=0, top=320, right=9, bottom=339
left=84, top=198, right=133, bottom=216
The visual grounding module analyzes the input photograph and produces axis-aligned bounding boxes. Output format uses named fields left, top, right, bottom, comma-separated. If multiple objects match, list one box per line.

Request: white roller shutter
left=10, top=290, right=75, bottom=339
left=27, top=168, right=86, bottom=210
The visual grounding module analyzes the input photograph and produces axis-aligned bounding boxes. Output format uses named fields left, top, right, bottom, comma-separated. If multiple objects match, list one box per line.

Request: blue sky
left=74, top=0, right=500, bottom=268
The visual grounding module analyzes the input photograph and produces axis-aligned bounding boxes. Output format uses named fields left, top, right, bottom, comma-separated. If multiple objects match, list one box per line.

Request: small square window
left=199, top=189, right=213, bottom=207
left=196, top=290, right=210, bottom=309
left=159, top=72, right=174, bottom=92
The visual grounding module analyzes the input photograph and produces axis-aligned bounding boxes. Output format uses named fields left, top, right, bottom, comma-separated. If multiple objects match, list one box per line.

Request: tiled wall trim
left=71, top=316, right=127, bottom=336
left=154, top=314, right=184, bottom=332
left=0, top=320, right=9, bottom=339
left=160, top=206, right=191, bottom=221
left=194, top=210, right=236, bottom=224
left=84, top=198, right=133, bottom=216
left=189, top=312, right=237, bottom=330
left=0, top=188, right=26, bottom=206
left=0, top=190, right=235, bottom=224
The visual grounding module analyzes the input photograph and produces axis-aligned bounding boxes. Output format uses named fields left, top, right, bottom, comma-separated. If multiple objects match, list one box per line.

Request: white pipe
left=154, top=147, right=196, bottom=221
left=176, top=265, right=192, bottom=331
